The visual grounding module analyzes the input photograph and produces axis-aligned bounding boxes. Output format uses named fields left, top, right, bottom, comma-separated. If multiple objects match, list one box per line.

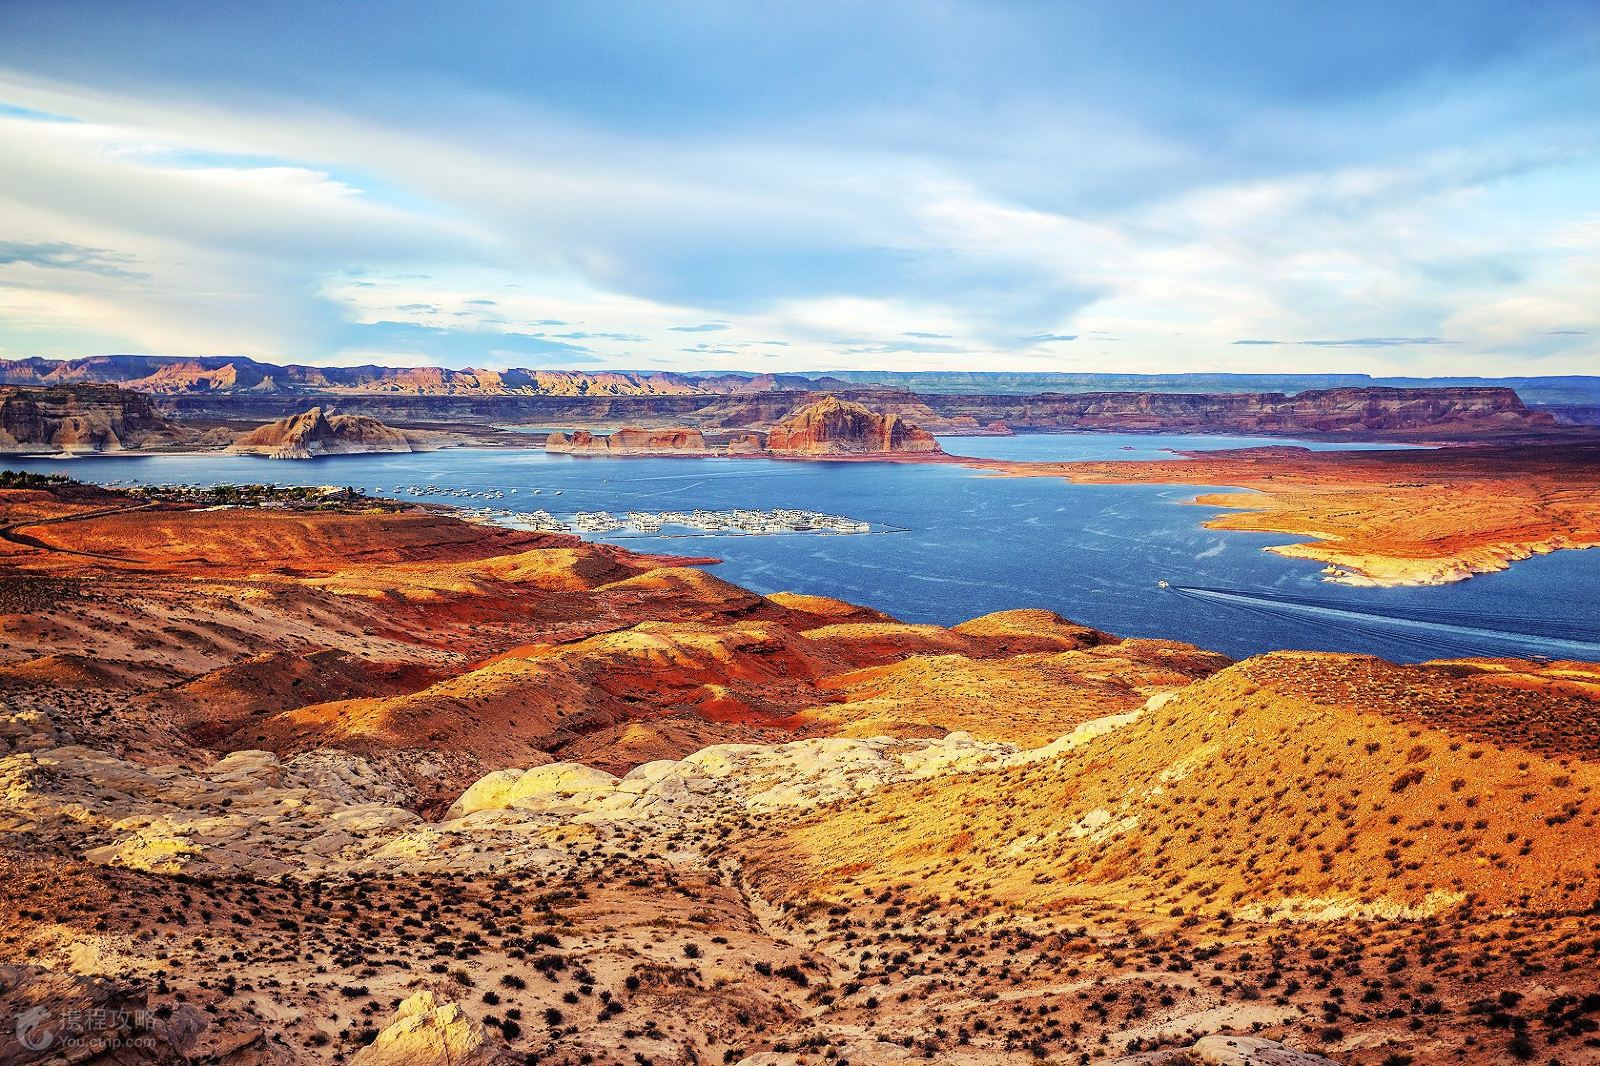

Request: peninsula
left=971, top=441, right=1600, bottom=586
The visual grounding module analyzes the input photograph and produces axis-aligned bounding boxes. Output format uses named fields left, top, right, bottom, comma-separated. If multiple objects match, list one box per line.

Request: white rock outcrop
left=0, top=701, right=1151, bottom=881
left=350, top=991, right=502, bottom=1066
left=443, top=708, right=1149, bottom=831
left=1110, top=1035, right=1342, bottom=1066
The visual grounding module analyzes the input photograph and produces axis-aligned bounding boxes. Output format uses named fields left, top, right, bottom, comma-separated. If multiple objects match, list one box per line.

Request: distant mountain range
left=0, top=377, right=1568, bottom=446
left=814, top=370, right=1600, bottom=405
left=0, top=354, right=846, bottom=398
left=3, top=354, right=1597, bottom=406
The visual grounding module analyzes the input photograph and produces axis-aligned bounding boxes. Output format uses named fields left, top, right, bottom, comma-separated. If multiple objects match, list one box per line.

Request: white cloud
left=1, top=62, right=1598, bottom=374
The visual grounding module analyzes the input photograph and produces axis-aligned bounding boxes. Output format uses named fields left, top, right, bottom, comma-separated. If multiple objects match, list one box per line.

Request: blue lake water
left=12, top=435, right=1596, bottom=663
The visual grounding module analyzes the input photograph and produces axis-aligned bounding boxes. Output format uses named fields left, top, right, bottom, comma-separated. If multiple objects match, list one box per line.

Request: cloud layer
left=0, top=0, right=1596, bottom=374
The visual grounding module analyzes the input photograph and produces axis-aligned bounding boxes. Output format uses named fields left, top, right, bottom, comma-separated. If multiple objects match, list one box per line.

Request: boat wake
left=1163, top=584, right=1600, bottom=659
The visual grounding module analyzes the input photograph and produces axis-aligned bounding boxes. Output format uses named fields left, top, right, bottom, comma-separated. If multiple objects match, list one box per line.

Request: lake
left=12, top=434, right=1596, bottom=663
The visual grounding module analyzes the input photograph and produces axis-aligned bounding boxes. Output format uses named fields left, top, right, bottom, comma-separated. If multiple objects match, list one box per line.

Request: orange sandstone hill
left=734, top=652, right=1600, bottom=1064
left=0, top=480, right=1222, bottom=798
left=747, top=651, right=1600, bottom=917
left=230, top=405, right=417, bottom=459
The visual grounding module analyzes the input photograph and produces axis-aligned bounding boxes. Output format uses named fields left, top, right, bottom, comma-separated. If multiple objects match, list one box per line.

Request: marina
left=478, top=506, right=886, bottom=538
left=79, top=476, right=885, bottom=539
left=384, top=483, right=557, bottom=500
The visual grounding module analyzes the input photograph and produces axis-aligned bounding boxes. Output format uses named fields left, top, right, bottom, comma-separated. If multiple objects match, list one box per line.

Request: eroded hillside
left=1, top=483, right=1595, bottom=1065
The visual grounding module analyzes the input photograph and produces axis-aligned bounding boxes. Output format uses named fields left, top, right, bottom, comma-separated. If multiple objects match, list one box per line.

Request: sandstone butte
left=1, top=479, right=1597, bottom=1065
left=546, top=395, right=945, bottom=458
left=230, top=405, right=419, bottom=460
left=964, top=440, right=1600, bottom=588
left=763, top=394, right=943, bottom=455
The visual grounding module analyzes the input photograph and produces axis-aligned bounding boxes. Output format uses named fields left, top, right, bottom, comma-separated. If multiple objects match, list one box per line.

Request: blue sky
left=0, top=0, right=1596, bottom=374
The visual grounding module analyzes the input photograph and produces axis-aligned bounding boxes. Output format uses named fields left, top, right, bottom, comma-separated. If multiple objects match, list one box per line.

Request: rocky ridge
left=0, top=700, right=1141, bottom=881
left=0, top=354, right=839, bottom=398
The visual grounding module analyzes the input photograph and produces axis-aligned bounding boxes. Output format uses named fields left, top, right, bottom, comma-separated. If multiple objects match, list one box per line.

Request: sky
left=0, top=0, right=1597, bottom=376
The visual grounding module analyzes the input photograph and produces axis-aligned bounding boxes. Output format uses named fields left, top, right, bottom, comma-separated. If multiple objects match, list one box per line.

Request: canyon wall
left=166, top=383, right=1555, bottom=441
left=0, top=383, right=192, bottom=453
left=13, top=355, right=1597, bottom=405
left=3, top=357, right=1562, bottom=441
left=896, top=385, right=1547, bottom=436
left=0, top=354, right=843, bottom=397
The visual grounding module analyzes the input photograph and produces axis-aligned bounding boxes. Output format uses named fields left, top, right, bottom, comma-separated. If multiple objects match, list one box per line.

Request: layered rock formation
left=764, top=394, right=944, bottom=455
left=160, top=382, right=1564, bottom=441
left=230, top=405, right=416, bottom=459
left=0, top=383, right=191, bottom=453
left=545, top=426, right=710, bottom=455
